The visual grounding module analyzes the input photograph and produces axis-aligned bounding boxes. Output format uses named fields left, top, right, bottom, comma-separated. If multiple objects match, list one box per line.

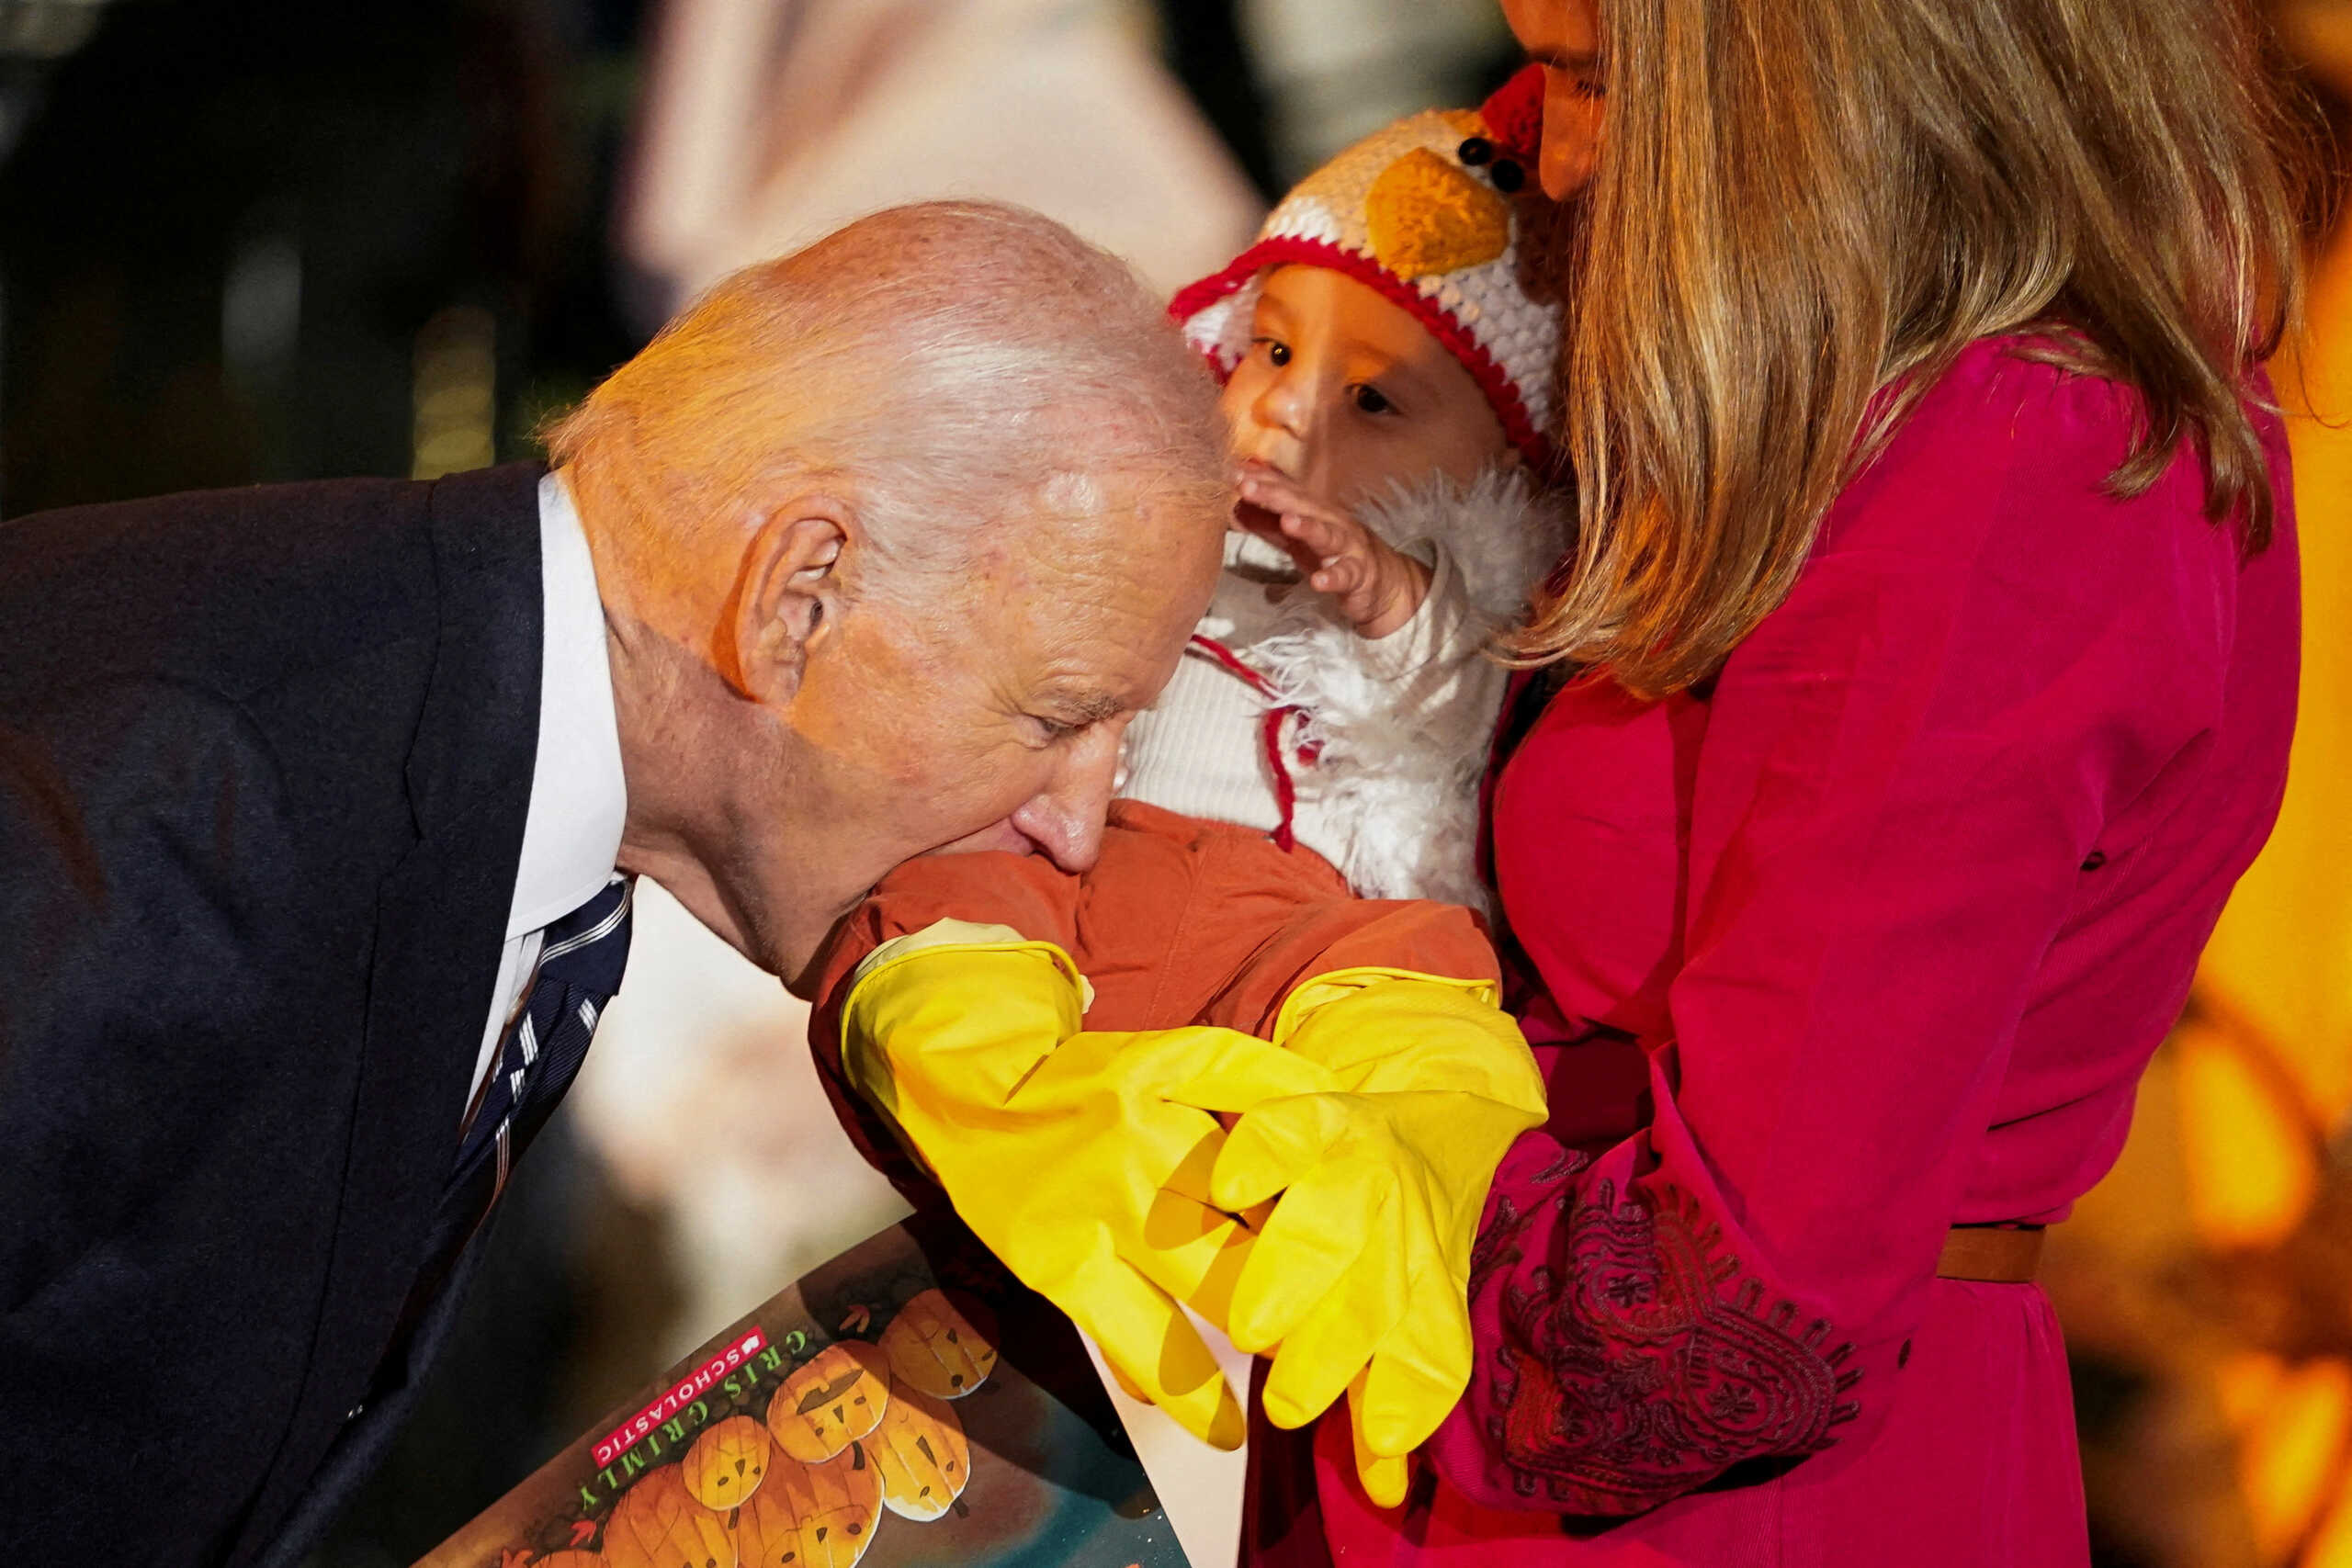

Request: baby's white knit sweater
left=1119, top=468, right=1566, bottom=913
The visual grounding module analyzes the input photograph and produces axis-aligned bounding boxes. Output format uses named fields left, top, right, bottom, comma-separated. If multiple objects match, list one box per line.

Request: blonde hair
left=1511, top=0, right=2321, bottom=695
left=545, top=201, right=1227, bottom=602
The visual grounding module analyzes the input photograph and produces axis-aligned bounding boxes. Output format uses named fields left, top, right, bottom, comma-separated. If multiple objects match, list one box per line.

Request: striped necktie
left=381, top=874, right=634, bottom=1374
left=454, top=874, right=634, bottom=1201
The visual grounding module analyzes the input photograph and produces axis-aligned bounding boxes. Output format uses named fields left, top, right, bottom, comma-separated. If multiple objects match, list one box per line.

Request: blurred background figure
left=617, top=0, right=1261, bottom=311
left=3, top=3, right=2349, bottom=1565
left=1234, top=0, right=1513, bottom=183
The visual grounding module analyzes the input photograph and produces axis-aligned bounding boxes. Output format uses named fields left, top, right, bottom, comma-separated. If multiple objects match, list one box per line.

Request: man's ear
left=733, top=502, right=852, bottom=705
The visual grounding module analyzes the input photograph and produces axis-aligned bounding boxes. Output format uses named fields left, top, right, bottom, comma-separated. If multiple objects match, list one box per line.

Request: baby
left=807, top=69, right=1564, bottom=1506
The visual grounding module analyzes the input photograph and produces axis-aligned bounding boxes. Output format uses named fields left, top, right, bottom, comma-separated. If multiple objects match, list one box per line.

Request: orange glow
left=2198, top=211, right=2352, bottom=1125
left=2307, top=1479, right=2352, bottom=1568
left=2238, top=1359, right=2352, bottom=1561
left=2174, top=1020, right=2320, bottom=1250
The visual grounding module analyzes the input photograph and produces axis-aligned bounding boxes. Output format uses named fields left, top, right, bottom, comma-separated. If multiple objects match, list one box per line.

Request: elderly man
left=0, top=202, right=1254, bottom=1563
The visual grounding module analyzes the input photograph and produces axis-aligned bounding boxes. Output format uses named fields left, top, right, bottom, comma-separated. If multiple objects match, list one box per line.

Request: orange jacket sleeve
left=803, top=800, right=1500, bottom=1198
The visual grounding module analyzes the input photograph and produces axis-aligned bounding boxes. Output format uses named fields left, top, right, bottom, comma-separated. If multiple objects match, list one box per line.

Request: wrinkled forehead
left=967, top=479, right=1220, bottom=660
left=1012, top=465, right=1225, bottom=570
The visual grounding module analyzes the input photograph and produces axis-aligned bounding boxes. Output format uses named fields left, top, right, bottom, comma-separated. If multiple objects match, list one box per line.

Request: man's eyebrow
left=1046, top=689, right=1128, bottom=725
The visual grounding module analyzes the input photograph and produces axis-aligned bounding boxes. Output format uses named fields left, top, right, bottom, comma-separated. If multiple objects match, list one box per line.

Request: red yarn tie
left=1184, top=634, right=1305, bottom=852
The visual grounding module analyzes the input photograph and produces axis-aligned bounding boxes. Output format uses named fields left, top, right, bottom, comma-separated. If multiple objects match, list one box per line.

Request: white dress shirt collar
left=508, top=471, right=628, bottom=939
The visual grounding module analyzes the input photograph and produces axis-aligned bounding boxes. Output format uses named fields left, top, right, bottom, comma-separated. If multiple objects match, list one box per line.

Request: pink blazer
left=1274, top=338, right=2301, bottom=1566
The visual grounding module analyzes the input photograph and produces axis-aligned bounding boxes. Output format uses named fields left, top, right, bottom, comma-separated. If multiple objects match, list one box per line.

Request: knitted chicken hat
left=1170, top=65, right=1564, bottom=469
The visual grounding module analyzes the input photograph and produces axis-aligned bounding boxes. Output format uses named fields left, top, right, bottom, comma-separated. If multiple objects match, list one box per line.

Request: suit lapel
left=231, top=462, right=547, bottom=1566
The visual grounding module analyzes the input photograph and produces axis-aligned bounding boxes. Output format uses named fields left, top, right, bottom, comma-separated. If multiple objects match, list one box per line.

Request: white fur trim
left=1351, top=465, right=1566, bottom=622
left=1250, top=468, right=1565, bottom=910
left=1121, top=468, right=1567, bottom=912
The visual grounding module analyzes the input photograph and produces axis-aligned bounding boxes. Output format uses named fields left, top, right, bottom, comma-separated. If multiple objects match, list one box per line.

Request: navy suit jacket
left=0, top=462, right=549, bottom=1564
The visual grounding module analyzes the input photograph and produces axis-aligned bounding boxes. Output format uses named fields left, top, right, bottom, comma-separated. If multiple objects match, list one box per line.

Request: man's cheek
left=804, top=690, right=968, bottom=791
left=866, top=746, right=1052, bottom=853
left=940, top=751, right=1058, bottom=832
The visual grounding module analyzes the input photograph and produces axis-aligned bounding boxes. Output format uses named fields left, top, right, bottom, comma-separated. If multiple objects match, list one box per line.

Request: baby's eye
left=1350, top=384, right=1395, bottom=416
left=1253, top=335, right=1291, bottom=367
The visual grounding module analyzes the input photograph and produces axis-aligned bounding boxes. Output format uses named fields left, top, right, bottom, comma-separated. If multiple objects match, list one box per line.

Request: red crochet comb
left=1479, top=62, right=1546, bottom=162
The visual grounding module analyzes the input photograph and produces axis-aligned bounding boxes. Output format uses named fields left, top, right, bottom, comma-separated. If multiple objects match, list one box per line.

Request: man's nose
left=1007, top=723, right=1123, bottom=874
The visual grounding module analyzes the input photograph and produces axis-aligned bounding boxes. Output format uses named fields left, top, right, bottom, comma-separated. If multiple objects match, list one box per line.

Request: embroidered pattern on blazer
left=1479, top=1174, right=1864, bottom=1513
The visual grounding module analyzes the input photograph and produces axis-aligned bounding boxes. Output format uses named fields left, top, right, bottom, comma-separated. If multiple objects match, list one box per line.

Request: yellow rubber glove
left=839, top=924, right=1340, bottom=1451
left=1186, top=969, right=1546, bottom=1506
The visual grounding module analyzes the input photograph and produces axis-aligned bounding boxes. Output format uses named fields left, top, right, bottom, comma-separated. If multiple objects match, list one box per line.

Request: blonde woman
left=1221, top=0, right=2313, bottom=1561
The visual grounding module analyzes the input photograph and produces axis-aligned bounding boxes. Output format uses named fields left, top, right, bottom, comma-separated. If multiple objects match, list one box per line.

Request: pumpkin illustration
left=765, top=1340, right=888, bottom=1462
left=878, top=1289, right=998, bottom=1399
left=869, top=1377, right=971, bottom=1522
left=772, top=1447, right=884, bottom=1568
left=601, top=1463, right=736, bottom=1568
left=528, top=1555, right=605, bottom=1567
left=719, top=1484, right=801, bottom=1568
left=682, top=1414, right=774, bottom=1510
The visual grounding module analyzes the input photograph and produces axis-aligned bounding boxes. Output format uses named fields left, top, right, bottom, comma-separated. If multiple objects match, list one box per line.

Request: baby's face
left=1219, top=265, right=1512, bottom=508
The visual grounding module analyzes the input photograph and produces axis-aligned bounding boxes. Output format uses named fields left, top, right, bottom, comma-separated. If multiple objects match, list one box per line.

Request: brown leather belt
left=1936, top=1225, right=2045, bottom=1282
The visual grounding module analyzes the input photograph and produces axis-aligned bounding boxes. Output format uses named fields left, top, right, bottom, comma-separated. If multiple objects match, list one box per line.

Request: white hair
left=547, top=201, right=1229, bottom=603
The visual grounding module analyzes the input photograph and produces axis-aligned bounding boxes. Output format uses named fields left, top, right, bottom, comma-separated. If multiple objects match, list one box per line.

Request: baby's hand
left=1236, top=468, right=1430, bottom=639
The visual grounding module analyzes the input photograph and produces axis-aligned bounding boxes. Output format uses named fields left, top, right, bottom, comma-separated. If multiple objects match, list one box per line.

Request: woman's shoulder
left=1837, top=332, right=2271, bottom=554
left=1795, top=331, right=2286, bottom=712
left=1890, top=329, right=2281, bottom=470
left=1899, top=333, right=2152, bottom=461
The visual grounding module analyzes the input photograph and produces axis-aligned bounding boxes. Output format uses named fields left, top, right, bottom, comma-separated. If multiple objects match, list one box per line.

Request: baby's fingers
left=1278, top=504, right=1359, bottom=560
left=1237, top=468, right=1332, bottom=522
left=1311, top=555, right=1370, bottom=599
